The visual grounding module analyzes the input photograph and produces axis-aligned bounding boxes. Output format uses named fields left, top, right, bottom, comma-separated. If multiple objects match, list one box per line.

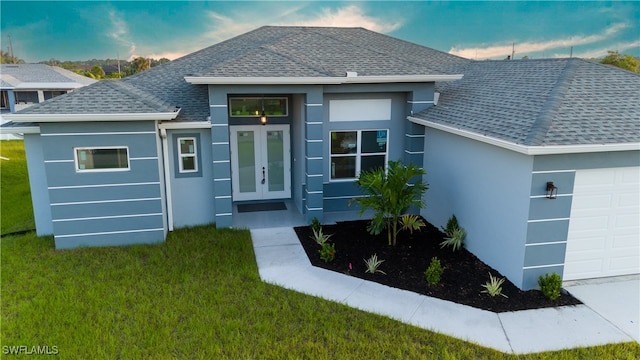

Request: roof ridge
left=108, top=80, right=177, bottom=112
left=304, top=27, right=454, bottom=75
left=523, top=58, right=577, bottom=146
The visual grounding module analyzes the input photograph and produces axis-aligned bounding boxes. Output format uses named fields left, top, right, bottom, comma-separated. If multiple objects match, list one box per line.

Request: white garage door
left=564, top=167, right=640, bottom=281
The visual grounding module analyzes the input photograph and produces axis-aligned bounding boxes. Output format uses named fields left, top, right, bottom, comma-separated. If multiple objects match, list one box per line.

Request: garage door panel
left=564, top=167, right=640, bottom=281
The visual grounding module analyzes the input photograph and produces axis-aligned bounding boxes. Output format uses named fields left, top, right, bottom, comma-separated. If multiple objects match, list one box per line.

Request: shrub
left=424, top=257, right=444, bottom=285
left=351, top=160, right=428, bottom=246
left=481, top=273, right=508, bottom=298
left=439, top=227, right=466, bottom=252
left=311, top=227, right=332, bottom=246
left=319, top=243, right=336, bottom=262
left=310, top=217, right=322, bottom=233
left=538, top=272, right=562, bottom=300
left=442, top=214, right=459, bottom=237
left=400, top=214, right=425, bottom=235
left=363, top=254, right=386, bottom=275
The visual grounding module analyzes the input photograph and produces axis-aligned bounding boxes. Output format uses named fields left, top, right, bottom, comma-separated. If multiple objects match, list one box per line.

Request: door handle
left=261, top=166, right=266, bottom=184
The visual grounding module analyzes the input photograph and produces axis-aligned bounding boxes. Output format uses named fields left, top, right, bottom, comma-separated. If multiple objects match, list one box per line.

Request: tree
left=600, top=50, right=639, bottom=73
left=89, top=65, right=106, bottom=79
left=131, top=56, right=151, bottom=73
left=351, top=160, right=428, bottom=246
left=0, top=50, right=24, bottom=64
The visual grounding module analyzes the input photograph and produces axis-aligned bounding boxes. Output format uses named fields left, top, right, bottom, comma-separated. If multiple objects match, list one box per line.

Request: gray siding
left=40, top=121, right=165, bottom=248
left=422, top=128, right=533, bottom=289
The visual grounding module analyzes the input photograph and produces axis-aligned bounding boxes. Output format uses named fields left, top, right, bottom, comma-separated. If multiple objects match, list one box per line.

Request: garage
left=564, top=167, right=640, bottom=281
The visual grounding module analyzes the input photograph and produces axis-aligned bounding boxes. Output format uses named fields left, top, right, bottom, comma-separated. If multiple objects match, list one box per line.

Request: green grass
left=0, top=140, right=35, bottom=234
left=2, top=141, right=639, bottom=359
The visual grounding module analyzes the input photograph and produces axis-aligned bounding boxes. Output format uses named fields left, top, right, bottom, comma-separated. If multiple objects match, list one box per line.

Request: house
left=1, top=63, right=96, bottom=139
left=1, top=26, right=638, bottom=290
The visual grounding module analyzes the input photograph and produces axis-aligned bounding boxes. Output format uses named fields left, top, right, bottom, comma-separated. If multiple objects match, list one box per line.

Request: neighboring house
left=1, top=63, right=96, bottom=139
left=1, top=26, right=638, bottom=290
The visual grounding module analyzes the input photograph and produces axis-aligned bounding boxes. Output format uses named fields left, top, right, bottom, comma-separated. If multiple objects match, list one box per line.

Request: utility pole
left=569, top=46, right=573, bottom=58
left=117, top=53, right=121, bottom=78
left=8, top=34, right=15, bottom=63
left=511, top=42, right=515, bottom=60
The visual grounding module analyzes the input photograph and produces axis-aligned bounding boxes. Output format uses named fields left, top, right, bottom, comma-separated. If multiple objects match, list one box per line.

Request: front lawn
left=0, top=140, right=35, bottom=234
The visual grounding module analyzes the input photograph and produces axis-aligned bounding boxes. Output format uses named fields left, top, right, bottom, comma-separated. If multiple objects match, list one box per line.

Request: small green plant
left=319, top=242, right=336, bottom=262
left=424, top=257, right=444, bottom=285
left=400, top=214, right=425, bottom=235
left=442, top=214, right=459, bottom=237
left=439, top=227, right=466, bottom=252
left=310, top=217, right=322, bottom=233
left=311, top=227, right=332, bottom=246
left=481, top=273, right=508, bottom=298
left=350, top=160, right=428, bottom=246
left=363, top=254, right=386, bottom=275
left=538, top=272, right=562, bottom=300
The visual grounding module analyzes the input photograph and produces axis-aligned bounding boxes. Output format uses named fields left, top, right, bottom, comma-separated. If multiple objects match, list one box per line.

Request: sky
left=1, top=1, right=638, bottom=63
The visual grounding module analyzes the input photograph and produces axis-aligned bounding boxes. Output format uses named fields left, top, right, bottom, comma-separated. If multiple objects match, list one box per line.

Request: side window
left=173, top=133, right=202, bottom=178
left=177, top=137, right=198, bottom=173
left=330, top=129, right=388, bottom=180
left=75, top=147, right=130, bottom=172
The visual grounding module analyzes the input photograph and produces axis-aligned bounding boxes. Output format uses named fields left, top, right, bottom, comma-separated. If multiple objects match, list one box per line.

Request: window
left=75, top=147, right=129, bottom=172
left=229, top=97, right=288, bottom=117
left=177, top=137, right=198, bottom=173
left=330, top=130, right=388, bottom=180
left=15, top=91, right=38, bottom=104
left=44, top=90, right=67, bottom=101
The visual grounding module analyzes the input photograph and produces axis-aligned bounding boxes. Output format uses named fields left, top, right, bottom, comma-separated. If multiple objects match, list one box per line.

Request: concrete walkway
left=250, top=227, right=637, bottom=354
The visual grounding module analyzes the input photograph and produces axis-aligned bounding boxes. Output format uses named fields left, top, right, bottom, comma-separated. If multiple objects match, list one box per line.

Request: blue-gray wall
left=422, top=128, right=534, bottom=288
left=40, top=121, right=166, bottom=249
left=167, top=129, right=215, bottom=228
left=522, top=150, right=640, bottom=288
left=24, top=134, right=53, bottom=235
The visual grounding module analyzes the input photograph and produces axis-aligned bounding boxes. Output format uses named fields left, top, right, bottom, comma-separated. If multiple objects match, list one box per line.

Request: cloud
left=202, top=4, right=402, bottom=45
left=449, top=22, right=631, bottom=59
left=106, top=10, right=137, bottom=59
left=565, top=39, right=640, bottom=59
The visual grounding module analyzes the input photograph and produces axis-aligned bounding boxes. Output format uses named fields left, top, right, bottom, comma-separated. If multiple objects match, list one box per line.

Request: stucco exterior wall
left=39, top=121, right=166, bottom=248
left=422, top=128, right=534, bottom=289
left=167, top=129, right=215, bottom=228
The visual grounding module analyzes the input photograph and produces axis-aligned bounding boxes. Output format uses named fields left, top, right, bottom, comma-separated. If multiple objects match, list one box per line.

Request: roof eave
left=4, top=109, right=181, bottom=123
left=184, top=74, right=463, bottom=85
left=408, top=116, right=640, bottom=156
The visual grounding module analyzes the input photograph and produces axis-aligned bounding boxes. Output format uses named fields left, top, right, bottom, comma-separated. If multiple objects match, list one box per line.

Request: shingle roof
left=413, top=58, right=640, bottom=146
left=16, top=80, right=178, bottom=114
left=0, top=64, right=96, bottom=88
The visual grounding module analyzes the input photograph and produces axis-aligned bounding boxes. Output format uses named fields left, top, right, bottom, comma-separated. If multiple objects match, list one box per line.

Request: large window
left=177, top=137, right=198, bottom=173
left=330, top=130, right=388, bottom=180
left=75, top=147, right=129, bottom=172
left=229, top=97, right=288, bottom=117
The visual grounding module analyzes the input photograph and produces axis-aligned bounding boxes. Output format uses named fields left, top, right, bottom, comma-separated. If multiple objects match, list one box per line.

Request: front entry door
left=230, top=125, right=291, bottom=201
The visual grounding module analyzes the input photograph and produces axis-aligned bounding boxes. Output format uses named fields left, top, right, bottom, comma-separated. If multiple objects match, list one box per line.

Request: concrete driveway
left=564, top=275, right=639, bottom=342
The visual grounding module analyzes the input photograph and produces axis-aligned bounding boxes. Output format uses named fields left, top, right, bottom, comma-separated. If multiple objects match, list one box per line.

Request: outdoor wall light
left=546, top=181, right=558, bottom=199
left=260, top=110, right=267, bottom=125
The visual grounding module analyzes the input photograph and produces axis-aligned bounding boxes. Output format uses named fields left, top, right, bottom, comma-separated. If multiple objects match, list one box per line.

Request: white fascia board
left=0, top=125, right=40, bottom=134
left=14, top=83, right=86, bottom=90
left=184, top=74, right=463, bottom=85
left=158, top=121, right=212, bottom=130
left=5, top=111, right=181, bottom=123
left=408, top=116, right=640, bottom=156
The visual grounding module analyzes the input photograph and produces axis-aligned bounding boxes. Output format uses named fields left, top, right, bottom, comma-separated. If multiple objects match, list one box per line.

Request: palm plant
left=351, top=160, right=428, bottom=246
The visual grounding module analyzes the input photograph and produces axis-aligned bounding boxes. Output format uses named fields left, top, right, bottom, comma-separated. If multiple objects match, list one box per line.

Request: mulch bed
left=294, top=218, right=581, bottom=313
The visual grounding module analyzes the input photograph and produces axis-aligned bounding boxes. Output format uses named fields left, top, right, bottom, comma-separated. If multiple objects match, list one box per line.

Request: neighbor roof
left=410, top=58, right=640, bottom=147
left=0, top=63, right=96, bottom=89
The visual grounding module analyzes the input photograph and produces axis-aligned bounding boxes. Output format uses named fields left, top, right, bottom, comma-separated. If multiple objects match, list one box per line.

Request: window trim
left=177, top=136, right=198, bottom=173
left=329, top=129, right=389, bottom=182
left=74, top=146, right=130, bottom=173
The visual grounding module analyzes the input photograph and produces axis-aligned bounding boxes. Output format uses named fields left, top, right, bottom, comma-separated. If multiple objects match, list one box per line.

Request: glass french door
left=230, top=125, right=291, bottom=201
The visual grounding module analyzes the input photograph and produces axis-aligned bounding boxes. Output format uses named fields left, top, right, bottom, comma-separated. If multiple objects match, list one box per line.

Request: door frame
left=230, top=124, right=291, bottom=201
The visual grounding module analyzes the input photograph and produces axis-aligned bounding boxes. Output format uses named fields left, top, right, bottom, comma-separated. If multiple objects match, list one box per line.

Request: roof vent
left=346, top=71, right=358, bottom=77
